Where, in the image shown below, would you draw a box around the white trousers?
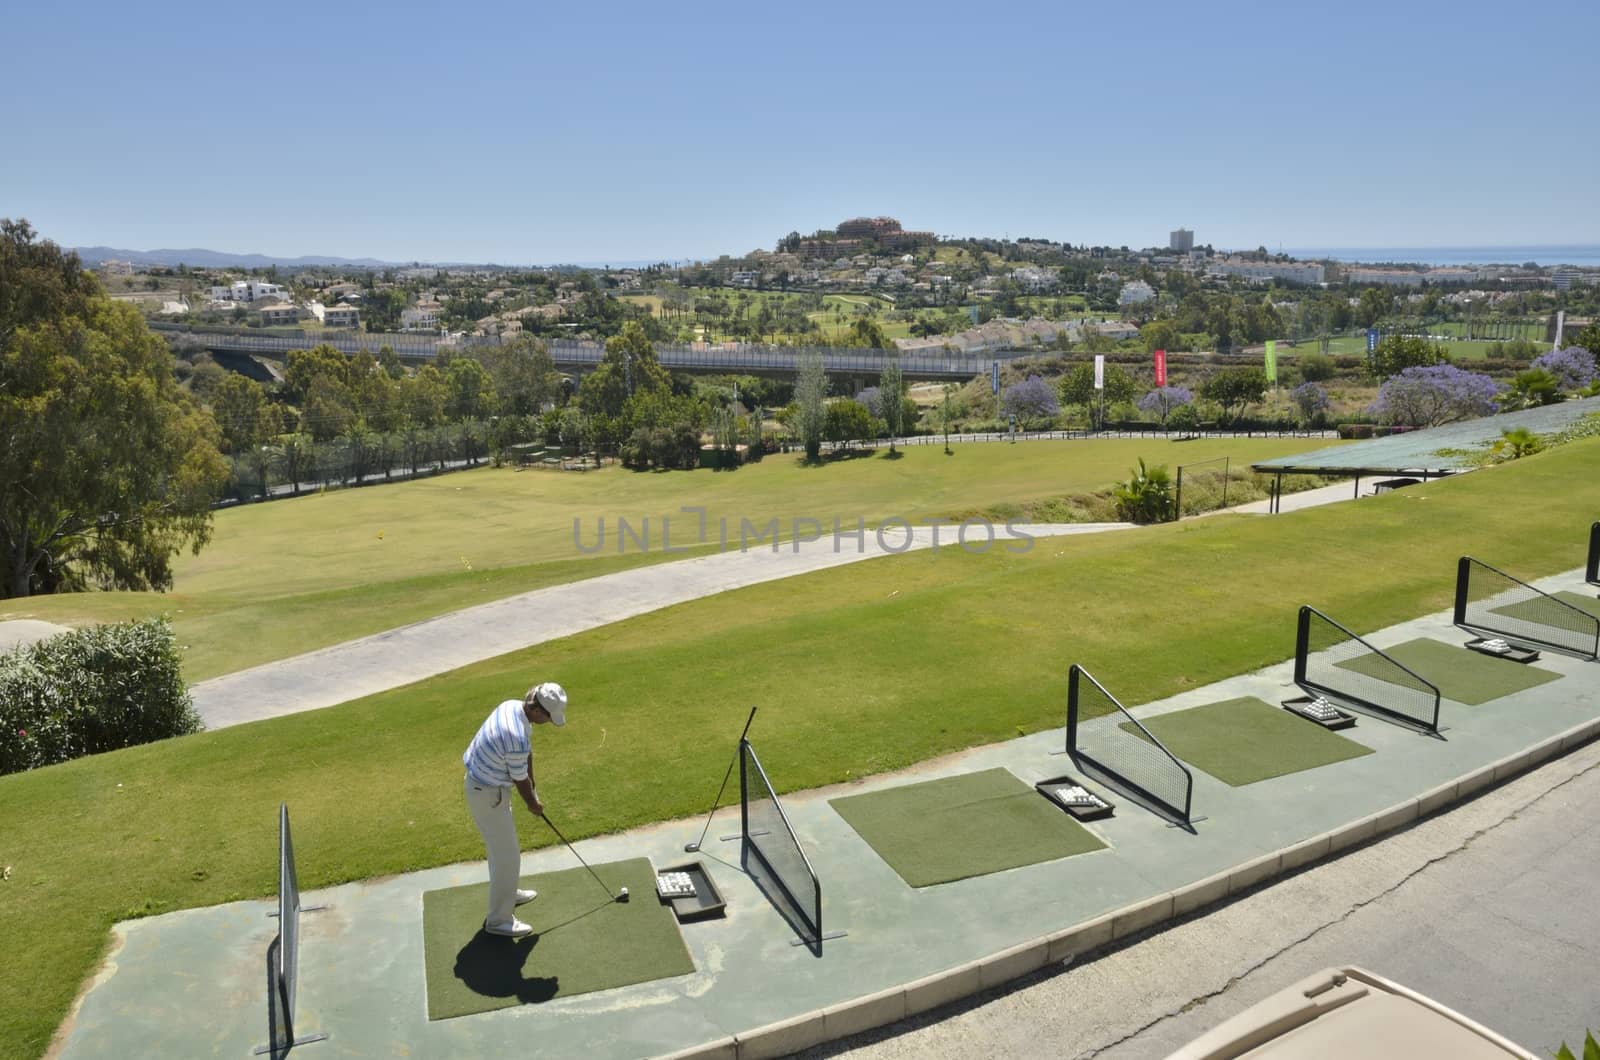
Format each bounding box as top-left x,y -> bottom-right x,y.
464,774 -> 522,928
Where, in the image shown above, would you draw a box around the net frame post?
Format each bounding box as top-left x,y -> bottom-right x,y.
1065,663 -> 1195,829
1586,522 -> 1599,587
1452,556 -> 1471,627
1294,605 -> 1313,688
1455,555 -> 1600,659
1295,606 -> 1443,736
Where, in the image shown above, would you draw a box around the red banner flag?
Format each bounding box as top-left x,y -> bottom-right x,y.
1153,350 -> 1167,388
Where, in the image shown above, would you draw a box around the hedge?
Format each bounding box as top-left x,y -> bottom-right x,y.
0,619 -> 201,776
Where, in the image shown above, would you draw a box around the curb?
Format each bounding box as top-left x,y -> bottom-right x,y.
664,712 -> 1600,1059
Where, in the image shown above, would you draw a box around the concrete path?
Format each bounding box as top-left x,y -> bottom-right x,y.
1221,478 -> 1362,515
57,571 -> 1600,1059
0,619 -> 69,653
190,523 -> 1129,728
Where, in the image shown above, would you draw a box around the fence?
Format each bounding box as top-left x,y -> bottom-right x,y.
1174,456 -> 1231,518
256,804 -> 326,1056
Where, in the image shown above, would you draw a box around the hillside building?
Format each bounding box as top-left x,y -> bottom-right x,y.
210,280 -> 289,302
1119,280 -> 1156,305
1207,258 -> 1325,286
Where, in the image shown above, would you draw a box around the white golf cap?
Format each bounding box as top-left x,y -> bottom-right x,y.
528,682 -> 567,726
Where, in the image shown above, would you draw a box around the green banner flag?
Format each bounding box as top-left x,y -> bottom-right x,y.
1264,340 -> 1277,383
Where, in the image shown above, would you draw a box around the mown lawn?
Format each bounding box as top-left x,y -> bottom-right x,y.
1,436 -> 1596,1059
0,437 -> 1329,680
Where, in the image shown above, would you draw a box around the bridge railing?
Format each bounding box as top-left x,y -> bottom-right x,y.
176,327 -> 1013,377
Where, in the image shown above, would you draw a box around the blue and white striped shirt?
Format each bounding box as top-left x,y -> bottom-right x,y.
463,700 -> 532,787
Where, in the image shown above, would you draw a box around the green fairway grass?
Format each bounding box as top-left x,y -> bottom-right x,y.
1120,697 -> 1373,787
421,858 -> 693,1019
829,768 -> 1105,887
1334,638 -> 1565,705
1285,335 -> 1513,361
0,437 -> 1328,680
1,438 -> 1597,1059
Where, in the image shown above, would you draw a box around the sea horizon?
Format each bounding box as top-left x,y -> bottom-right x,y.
1280,244 -> 1600,268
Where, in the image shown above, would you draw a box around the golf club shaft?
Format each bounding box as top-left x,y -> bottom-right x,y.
540,813 -> 616,900
687,706 -> 758,850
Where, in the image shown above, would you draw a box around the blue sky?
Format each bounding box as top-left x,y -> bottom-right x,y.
6,0 -> 1596,264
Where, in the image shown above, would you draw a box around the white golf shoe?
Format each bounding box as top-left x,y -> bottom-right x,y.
514,889 -> 538,905
483,917 -> 533,938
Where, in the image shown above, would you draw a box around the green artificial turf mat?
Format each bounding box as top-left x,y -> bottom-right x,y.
421,857 -> 692,1020
1489,590 -> 1600,625
828,767 -> 1105,888
1117,697 -> 1373,787
1334,637 -> 1564,705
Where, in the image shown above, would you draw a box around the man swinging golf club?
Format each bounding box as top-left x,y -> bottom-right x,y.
463,681 -> 567,938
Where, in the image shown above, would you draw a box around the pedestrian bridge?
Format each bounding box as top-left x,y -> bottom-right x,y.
157,325 -> 1019,383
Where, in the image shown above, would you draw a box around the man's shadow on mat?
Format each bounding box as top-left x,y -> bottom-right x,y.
451,903 -> 611,1004
453,933 -> 558,1004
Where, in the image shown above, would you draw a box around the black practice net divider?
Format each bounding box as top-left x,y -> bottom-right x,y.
1455,556 -> 1600,659
739,740 -> 844,949
1295,605 -> 1442,735
1587,523 -> 1599,587
255,803 -> 327,1056
1066,664 -> 1195,829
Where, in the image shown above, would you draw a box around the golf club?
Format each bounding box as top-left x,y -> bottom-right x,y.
685,706 -> 758,852
540,812 -> 629,903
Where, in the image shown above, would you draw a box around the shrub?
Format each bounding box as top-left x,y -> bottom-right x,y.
1291,381 -> 1330,425
1168,404 -> 1201,431
1200,368 -> 1267,425
1113,459 -> 1174,523
1296,352 -> 1335,382
1495,426 -> 1544,459
0,620 -> 200,776
1138,386 -> 1194,425
1370,364 -> 1501,426
1369,335 -> 1449,379
1532,345 -> 1596,391
1001,375 -> 1061,427
1501,367 -> 1564,410
1553,1029 -> 1597,1060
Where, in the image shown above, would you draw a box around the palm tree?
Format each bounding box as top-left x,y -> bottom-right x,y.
271,433 -> 316,495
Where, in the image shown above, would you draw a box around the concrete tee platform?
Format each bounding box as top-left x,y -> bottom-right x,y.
54,572 -> 1600,1059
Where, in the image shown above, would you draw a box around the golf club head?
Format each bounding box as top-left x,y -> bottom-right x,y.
616,887 -> 630,902
683,842 -> 700,853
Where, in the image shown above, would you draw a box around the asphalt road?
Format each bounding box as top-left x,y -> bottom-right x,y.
795,737 -> 1600,1060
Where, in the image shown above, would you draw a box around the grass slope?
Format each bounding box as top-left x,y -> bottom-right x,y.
1,438 -> 1596,1059
0,437 -> 1324,680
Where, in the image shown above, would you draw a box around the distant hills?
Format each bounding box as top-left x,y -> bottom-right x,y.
71,246 -> 400,269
